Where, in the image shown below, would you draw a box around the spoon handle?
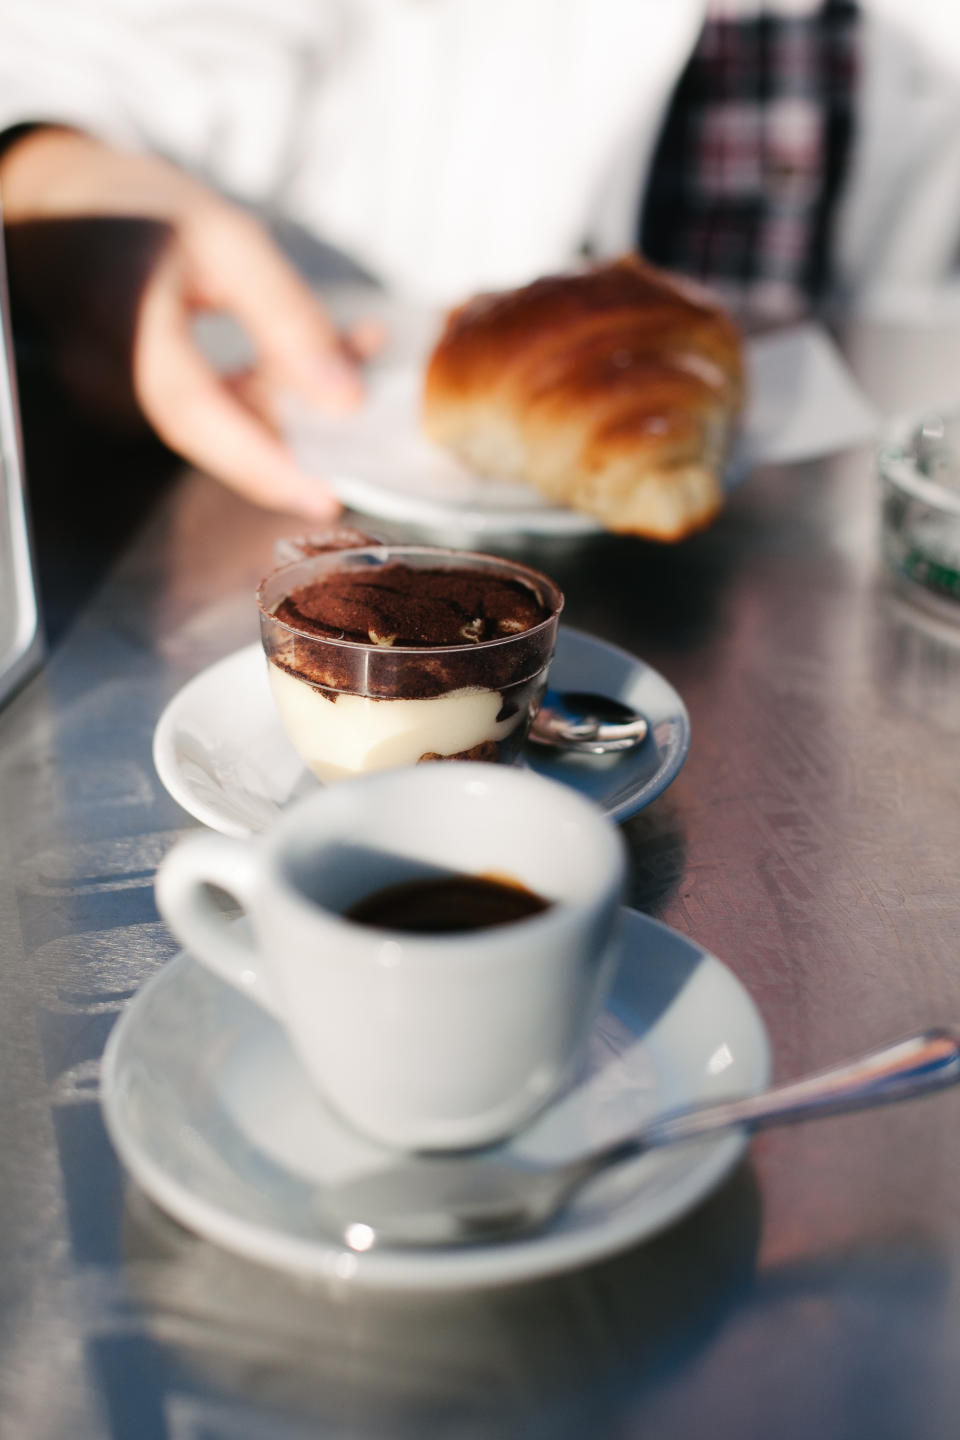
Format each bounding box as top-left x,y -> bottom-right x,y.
640,1027 -> 960,1150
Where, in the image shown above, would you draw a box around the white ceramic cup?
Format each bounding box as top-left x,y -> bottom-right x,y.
155,762 -> 626,1151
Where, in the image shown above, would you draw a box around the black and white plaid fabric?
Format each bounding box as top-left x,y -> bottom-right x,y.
640,0 -> 859,318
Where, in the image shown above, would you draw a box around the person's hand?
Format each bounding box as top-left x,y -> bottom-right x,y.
0,127 -> 374,519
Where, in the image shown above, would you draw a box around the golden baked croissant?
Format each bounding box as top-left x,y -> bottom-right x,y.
422,255 -> 744,540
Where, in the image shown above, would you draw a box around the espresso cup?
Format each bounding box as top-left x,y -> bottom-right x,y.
155,763 -> 626,1151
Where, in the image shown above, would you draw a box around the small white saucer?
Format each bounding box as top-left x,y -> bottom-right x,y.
101,908 -> 769,1291
152,626 -> 690,837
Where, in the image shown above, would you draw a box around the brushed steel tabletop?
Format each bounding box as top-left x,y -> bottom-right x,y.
2,318 -> 960,1440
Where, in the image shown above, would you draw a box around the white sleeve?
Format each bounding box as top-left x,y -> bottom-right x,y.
837,0 -> 960,302
0,0 -> 704,303
867,0 -> 960,73
0,0 -> 342,202
285,0 -> 705,302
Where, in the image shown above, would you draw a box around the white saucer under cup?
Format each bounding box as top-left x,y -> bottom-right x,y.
100,907 -> 770,1290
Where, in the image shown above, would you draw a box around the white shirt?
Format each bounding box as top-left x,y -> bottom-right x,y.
0,0 -> 958,309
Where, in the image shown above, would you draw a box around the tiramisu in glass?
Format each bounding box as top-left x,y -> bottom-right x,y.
257,546 -> 563,783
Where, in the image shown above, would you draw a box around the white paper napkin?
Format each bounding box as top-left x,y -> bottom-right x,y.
740,322 -> 878,467
282,309 -> 879,535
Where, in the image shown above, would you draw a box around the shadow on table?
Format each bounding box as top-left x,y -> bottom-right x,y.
17,361 -> 177,646
6,218 -> 188,645
621,789 -> 688,916
103,1161 -> 761,1440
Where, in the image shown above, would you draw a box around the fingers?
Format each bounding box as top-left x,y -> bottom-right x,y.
2,132 -> 377,518
185,206 -> 364,412
135,255 -> 343,520
347,317 -> 388,360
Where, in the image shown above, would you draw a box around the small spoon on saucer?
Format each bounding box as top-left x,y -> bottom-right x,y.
321,1028 -> 960,1250
528,690 -> 648,754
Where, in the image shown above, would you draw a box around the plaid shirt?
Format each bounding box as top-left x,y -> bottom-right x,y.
640,0 -> 859,318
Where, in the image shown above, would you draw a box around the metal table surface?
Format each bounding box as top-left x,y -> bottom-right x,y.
2,319 -> 960,1440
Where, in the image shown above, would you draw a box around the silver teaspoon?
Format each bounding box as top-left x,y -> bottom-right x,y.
322,1028 -> 960,1250
528,690 -> 648,753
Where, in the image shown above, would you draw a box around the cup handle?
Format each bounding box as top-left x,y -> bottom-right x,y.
155,831 -> 283,1019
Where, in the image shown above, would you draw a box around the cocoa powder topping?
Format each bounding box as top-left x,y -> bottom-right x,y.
273,562 -> 550,648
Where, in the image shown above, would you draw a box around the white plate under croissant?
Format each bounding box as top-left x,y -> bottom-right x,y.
282,276 -> 875,541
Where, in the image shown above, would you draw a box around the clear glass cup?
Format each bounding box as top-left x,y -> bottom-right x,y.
878,410 -> 960,623
257,546 -> 564,783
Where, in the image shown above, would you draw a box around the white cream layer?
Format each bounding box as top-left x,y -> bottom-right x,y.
268,663 -> 521,782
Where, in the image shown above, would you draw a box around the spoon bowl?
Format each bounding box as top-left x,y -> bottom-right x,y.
528,690 -> 649,754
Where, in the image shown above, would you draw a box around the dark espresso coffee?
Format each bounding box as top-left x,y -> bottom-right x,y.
345,873 -> 551,934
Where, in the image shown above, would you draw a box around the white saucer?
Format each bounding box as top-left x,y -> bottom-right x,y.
152,626 -> 690,837
101,907 -> 770,1291
286,363 -> 604,539
282,301 -> 877,540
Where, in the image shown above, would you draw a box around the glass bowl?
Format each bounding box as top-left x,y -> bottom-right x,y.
878,410 -> 960,623
257,546 -> 563,783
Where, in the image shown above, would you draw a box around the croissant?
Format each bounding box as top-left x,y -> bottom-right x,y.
422,255 -> 744,540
